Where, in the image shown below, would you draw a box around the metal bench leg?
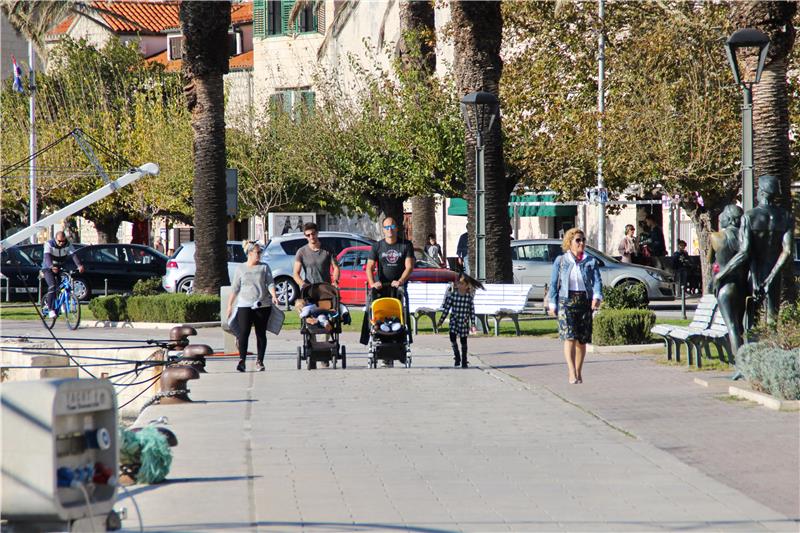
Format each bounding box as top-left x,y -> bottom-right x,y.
411,314 -> 419,335
428,312 -> 438,334
704,341 -> 712,362
476,315 -> 488,334
493,316 -> 500,336
665,338 -> 673,361
674,340 -> 681,363
686,342 -> 694,366
511,315 -> 521,336
697,342 -> 704,368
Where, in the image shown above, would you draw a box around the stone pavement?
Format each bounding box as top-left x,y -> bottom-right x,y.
117,331 -> 798,532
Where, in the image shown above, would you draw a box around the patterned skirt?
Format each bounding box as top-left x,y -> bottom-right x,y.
558,291 -> 593,344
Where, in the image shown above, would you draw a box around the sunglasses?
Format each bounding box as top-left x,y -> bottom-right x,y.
304,232 -> 317,238
574,238 -> 586,243
383,224 -> 397,230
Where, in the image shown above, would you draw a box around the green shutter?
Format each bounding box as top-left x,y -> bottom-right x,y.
312,4 -> 318,33
253,0 -> 266,38
301,91 -> 315,114
284,91 -> 293,115
281,0 -> 294,35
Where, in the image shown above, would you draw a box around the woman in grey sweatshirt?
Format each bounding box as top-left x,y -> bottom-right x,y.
226,241 -> 278,372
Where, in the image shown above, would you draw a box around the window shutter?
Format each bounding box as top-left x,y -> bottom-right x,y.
316,2 -> 323,33
253,0 -> 266,38
301,91 -> 315,114
269,93 -> 284,114
312,3 -> 319,33
283,91 -> 293,115
281,0 -> 294,35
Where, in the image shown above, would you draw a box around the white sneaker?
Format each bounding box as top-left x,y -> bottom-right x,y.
47,310 -> 57,318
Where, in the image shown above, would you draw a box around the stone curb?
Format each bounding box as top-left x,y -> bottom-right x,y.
81,320 -> 220,330
729,384 -> 800,411
586,342 -> 664,354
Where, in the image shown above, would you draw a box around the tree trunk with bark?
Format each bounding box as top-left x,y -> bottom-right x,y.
91,214 -> 123,244
731,0 -> 797,302
376,196 -> 406,238
398,0 -> 437,250
451,1 -> 512,283
180,1 -> 231,294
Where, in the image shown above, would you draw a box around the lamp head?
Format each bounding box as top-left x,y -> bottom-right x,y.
460,91 -> 499,140
725,28 -> 770,86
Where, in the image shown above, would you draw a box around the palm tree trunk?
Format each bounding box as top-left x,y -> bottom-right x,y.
732,0 -> 796,301
451,0 -> 512,283
180,1 -> 231,294
398,0 -> 438,250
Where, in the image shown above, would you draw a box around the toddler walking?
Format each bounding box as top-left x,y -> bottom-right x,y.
437,273 -> 483,368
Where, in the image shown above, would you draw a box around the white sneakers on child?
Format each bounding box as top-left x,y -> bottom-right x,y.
48,310 -> 57,318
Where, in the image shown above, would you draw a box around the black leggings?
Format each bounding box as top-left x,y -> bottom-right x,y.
449,331 -> 468,359
237,306 -> 271,362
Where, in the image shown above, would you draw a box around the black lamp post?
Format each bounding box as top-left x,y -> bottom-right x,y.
460,91 -> 499,282
725,28 -> 770,212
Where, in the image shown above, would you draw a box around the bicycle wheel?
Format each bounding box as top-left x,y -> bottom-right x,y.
40,294 -> 57,330
64,293 -> 81,330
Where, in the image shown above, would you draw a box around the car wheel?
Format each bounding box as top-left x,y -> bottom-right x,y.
275,277 -> 298,306
616,279 -> 647,293
72,277 -> 91,301
177,277 -> 194,294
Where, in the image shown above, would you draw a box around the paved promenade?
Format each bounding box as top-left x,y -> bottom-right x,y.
114,330 -> 798,532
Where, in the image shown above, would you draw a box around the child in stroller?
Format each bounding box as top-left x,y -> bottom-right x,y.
296,282 -> 349,370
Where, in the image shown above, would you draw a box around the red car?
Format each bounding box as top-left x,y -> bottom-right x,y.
335,246 -> 458,305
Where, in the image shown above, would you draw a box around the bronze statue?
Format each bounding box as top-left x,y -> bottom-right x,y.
716,175 -> 794,327
710,205 -> 746,356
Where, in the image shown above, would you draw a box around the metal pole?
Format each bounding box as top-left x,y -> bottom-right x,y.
741,85 -> 754,212
28,41 -> 37,244
475,136 -> 486,283
596,0 -> 606,253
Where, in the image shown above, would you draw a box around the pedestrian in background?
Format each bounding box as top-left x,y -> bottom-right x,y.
425,233 -> 445,267
153,236 -> 165,254
617,224 -> 638,263
547,228 -> 602,384
437,273 -> 482,368
226,240 -> 279,372
672,239 -> 691,292
456,231 -> 468,273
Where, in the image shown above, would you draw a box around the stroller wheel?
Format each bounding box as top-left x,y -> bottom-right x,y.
296,347 -> 301,370
405,356 -> 412,368
341,346 -> 347,369
331,349 -> 337,369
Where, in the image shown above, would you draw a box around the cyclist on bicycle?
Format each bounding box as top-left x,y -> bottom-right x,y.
42,231 -> 84,318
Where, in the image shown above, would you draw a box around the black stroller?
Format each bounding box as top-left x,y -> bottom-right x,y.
366,287 -> 412,368
296,282 -> 346,370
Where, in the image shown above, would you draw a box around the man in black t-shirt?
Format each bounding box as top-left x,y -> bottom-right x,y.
360,217 -> 414,345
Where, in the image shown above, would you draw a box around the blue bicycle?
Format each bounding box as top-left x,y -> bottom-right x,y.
41,271 -> 81,330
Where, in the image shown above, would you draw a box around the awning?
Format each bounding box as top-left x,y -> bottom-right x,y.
447,195 -> 577,217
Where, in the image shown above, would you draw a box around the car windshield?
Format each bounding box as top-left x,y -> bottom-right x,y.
585,245 -> 619,264
2,247 -> 35,266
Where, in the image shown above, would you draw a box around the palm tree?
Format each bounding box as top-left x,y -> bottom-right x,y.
179,1 -> 231,294
730,0 -> 796,301
398,0 -> 437,250
450,0 -> 512,282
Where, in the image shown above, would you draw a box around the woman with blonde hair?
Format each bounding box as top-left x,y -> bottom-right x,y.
546,228 -> 603,384
617,224 -> 638,263
226,240 -> 279,372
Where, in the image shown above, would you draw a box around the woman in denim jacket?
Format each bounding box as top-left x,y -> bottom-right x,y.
547,228 -> 603,384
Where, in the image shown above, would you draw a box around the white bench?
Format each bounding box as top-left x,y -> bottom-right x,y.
406,282 -> 451,334
473,284 -> 534,336
651,294 -> 717,365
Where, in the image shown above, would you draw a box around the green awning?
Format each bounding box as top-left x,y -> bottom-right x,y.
447,195 -> 577,217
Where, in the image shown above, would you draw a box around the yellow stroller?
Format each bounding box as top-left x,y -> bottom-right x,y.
367,291 -> 412,368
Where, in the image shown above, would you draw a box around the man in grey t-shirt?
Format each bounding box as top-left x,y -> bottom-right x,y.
293,222 -> 340,288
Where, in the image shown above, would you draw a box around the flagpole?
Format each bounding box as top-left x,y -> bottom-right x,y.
28,41 -> 37,244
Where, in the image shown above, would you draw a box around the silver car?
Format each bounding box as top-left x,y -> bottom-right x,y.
511,239 -> 675,300
162,241 -> 247,293
263,231 -> 374,304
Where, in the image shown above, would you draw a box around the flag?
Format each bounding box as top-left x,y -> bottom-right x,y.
11,55 -> 24,93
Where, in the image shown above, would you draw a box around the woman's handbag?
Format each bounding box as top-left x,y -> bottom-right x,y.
267,306 -> 285,335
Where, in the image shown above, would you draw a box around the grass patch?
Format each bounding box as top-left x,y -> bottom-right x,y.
0,303 -> 96,321
655,342 -> 733,372
716,395 -> 758,407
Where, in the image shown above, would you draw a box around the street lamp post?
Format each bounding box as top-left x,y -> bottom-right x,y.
460,91 -> 499,283
725,28 -> 770,212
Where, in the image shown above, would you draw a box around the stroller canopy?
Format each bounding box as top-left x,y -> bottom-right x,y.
301,282 -> 338,302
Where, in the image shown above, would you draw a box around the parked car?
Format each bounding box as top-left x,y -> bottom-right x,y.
162,241 -> 247,294
510,239 -> 674,301
16,242 -> 85,267
68,244 -> 168,300
263,232 -> 375,305
0,246 -> 41,301
336,245 -> 459,305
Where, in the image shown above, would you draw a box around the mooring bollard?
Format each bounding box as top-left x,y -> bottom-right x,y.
168,325 -> 197,350
158,366 -> 199,404
178,344 -> 211,373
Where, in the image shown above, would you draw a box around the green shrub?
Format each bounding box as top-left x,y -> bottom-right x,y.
87,295 -> 128,321
736,343 -> 800,400
601,283 -> 649,310
126,294 -> 220,323
592,309 -> 656,346
750,300 -> 800,350
132,277 -> 164,297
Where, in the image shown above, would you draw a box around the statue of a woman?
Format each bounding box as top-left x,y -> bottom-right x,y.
709,204 -> 747,356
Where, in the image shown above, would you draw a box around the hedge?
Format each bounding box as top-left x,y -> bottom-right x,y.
601,283 -> 649,310
736,343 -> 800,400
87,294 -> 219,323
592,309 -> 656,346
